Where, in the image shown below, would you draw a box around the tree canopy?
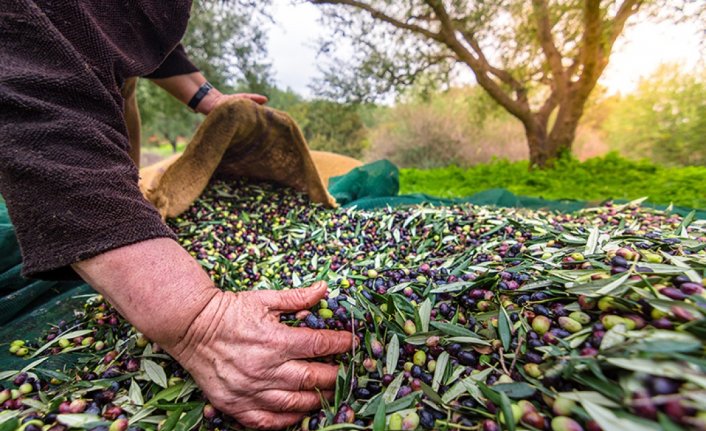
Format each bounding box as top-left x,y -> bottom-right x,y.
137,0 -> 272,149
308,0 -> 704,167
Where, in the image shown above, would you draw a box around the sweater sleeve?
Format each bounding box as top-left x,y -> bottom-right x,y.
143,44 -> 199,79
0,2 -> 176,281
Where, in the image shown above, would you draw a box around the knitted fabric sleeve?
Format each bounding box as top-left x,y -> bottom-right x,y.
0,0 -> 177,280
144,44 -> 199,79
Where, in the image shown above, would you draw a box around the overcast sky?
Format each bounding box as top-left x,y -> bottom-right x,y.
266,2 -> 703,98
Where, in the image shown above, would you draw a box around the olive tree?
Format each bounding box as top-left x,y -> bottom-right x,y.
307,0 -> 704,167
138,0 -> 272,151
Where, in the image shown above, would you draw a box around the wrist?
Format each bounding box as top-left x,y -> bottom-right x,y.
194,87 -> 224,115
139,285 -> 220,351
164,290 -> 232,364
71,238 -> 220,351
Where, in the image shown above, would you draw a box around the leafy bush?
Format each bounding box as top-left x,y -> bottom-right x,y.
297,100 -> 368,159
365,86 -> 613,167
399,153 -> 706,209
598,64 -> 706,166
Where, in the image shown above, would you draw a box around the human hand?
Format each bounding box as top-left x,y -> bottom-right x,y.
165,281 -> 353,430
197,89 -> 268,115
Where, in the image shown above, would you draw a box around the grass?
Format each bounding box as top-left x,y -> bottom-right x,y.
399,153 -> 706,209
143,142 -> 187,158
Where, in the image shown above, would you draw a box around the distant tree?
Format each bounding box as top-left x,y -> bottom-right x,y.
300,100 -> 368,158
308,0 -> 705,167
266,87 -> 306,112
138,0 -> 272,150
601,64 -> 706,166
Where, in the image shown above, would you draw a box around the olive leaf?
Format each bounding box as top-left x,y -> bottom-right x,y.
0,371 -> 18,381
29,329 -> 94,359
492,382 -> 536,399
582,400 -> 660,431
429,281 -> 472,294
566,272 -> 630,297
606,358 -> 706,389
146,382 -> 185,406
159,406 -> 184,431
430,321 -> 477,338
56,414 -> 107,428
174,404 -> 204,431
432,352 -> 449,392
0,418 -> 19,431
445,336 -> 491,346
497,391 -> 516,431
383,373 -> 405,404
142,359 -> 168,389
585,226 -> 600,255
557,391 -> 620,407
129,379 -> 144,406
419,381 -> 444,407
658,413 -> 688,431
372,399 -> 386,431
498,306 -> 512,351
419,298 -> 432,332
600,324 -> 627,351
386,334 -> 399,374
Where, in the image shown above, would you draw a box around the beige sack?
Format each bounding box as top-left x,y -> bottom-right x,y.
137,98 -> 368,219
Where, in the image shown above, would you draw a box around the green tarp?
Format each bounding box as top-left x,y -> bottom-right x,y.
2,159 -> 705,369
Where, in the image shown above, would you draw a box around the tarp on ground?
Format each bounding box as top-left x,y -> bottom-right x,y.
2,159 -> 705,370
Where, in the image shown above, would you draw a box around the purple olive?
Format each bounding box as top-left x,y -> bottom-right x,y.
458,351 -> 477,366
632,391 -> 657,420
660,287 -> 686,300
680,282 -> 704,295
649,377 -> 680,395
664,399 -> 687,422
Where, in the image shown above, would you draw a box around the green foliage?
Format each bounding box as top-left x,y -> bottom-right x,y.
138,0 -> 271,148
266,88 -> 369,159
298,100 -> 368,158
399,153 -> 706,209
367,86 -> 527,168
599,64 -> 706,167
137,81 -> 201,151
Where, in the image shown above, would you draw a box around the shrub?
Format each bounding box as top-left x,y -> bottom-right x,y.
399,153 -> 706,209
599,64 -> 706,167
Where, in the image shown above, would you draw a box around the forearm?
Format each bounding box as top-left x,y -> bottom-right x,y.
72,237 -> 218,348
150,72 -> 223,115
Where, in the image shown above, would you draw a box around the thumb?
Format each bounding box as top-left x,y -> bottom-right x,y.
260,281 -> 328,312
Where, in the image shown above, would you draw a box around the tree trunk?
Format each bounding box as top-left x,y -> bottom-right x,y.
525,107 -> 581,168
524,121 -> 553,168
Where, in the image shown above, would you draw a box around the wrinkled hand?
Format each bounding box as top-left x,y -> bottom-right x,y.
197,90 -> 268,115
165,282 -> 353,430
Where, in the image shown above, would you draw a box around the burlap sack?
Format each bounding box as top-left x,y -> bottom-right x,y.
123,80 -> 362,219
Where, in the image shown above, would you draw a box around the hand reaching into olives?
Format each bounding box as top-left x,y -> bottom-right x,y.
166,282 -> 353,429
73,239 -> 353,430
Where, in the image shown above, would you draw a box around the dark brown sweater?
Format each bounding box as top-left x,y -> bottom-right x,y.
0,0 -> 198,279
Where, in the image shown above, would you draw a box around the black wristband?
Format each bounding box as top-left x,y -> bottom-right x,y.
187,81 -> 213,111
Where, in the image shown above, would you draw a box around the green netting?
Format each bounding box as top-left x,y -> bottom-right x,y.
2,159 -> 705,369
0,203 -> 92,370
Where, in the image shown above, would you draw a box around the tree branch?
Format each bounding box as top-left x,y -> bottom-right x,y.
531,0 -> 566,95
309,0 -> 441,41
423,0 -> 532,123
606,0 -> 642,53
460,31 -> 525,92
537,91 -> 560,126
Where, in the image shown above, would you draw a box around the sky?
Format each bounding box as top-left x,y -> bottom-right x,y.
266,2 -> 703,98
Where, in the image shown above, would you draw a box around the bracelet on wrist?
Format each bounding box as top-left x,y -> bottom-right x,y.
187,82 -> 213,112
